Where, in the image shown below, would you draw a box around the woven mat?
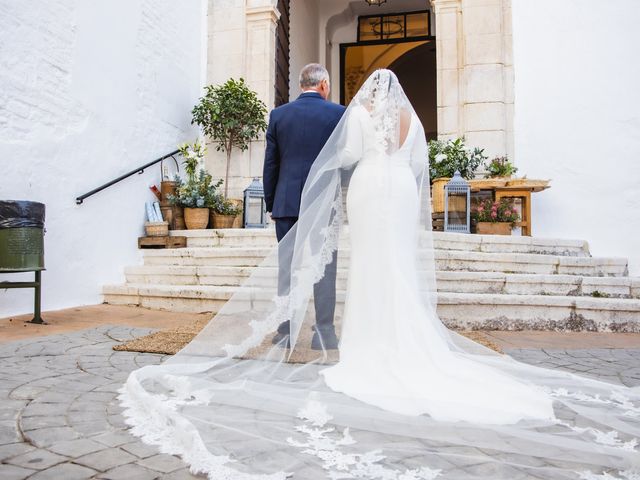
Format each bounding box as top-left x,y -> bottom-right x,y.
113,318 -> 503,360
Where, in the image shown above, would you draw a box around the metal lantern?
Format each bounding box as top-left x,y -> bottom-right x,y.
243,178 -> 268,228
365,0 -> 387,5
443,170 -> 471,234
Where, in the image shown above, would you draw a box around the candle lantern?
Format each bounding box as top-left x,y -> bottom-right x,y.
243,178 -> 268,228
444,170 -> 471,234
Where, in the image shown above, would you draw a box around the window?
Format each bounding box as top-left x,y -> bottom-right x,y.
357,10 -> 431,42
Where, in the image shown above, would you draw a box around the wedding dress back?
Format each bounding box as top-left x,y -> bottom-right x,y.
119,70 -> 640,480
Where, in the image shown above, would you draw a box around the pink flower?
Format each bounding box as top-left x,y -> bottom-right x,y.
491,211 -> 497,218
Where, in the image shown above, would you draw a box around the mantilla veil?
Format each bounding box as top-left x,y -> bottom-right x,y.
119,70 -> 640,480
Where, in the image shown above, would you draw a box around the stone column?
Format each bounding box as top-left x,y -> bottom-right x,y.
430,0 -> 514,159
245,0 -> 280,108
431,0 -> 464,141
205,0 -> 279,199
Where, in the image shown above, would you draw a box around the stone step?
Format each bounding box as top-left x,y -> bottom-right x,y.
140,247 -> 628,276
169,229 -> 591,257
123,266 -> 640,299
102,284 -> 640,332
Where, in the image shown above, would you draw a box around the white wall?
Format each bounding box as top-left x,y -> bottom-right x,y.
512,0 -> 640,274
289,0 -> 320,99
0,0 -> 206,317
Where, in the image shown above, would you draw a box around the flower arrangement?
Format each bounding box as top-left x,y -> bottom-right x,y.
210,193 -> 242,216
471,199 -> 520,224
428,137 -> 487,182
484,156 -> 518,178
167,141 -> 222,208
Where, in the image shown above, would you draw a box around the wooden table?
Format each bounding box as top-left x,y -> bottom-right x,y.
468,179 -> 550,236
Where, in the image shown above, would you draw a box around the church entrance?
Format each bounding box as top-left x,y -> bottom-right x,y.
340,10 -> 437,139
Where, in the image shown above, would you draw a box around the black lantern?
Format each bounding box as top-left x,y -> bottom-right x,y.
443,171 -> 471,233
243,178 -> 267,228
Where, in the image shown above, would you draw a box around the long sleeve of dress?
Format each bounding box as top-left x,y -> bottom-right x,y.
410,122 -> 428,178
338,107 -> 364,168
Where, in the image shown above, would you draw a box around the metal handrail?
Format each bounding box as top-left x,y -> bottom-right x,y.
75,149 -> 181,205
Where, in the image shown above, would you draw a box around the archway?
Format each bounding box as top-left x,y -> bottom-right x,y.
339,9 -> 437,139
388,42 -> 437,140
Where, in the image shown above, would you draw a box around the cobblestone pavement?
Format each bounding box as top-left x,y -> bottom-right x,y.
0,326 -> 639,480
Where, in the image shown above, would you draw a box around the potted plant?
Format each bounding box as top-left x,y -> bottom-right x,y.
209,191 -> 243,229
167,141 -> 222,230
191,78 -> 268,200
471,198 -> 520,235
484,156 -> 518,178
428,137 -> 487,213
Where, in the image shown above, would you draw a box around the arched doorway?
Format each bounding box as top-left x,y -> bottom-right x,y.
388,42 -> 437,140
339,10 -> 437,139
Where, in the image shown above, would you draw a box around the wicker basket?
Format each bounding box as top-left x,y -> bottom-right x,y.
431,177 -> 450,213
184,207 -> 209,230
211,213 -> 236,229
144,221 -> 169,237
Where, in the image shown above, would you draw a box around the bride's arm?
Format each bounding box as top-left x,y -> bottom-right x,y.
410,122 -> 428,178
337,107 -> 364,168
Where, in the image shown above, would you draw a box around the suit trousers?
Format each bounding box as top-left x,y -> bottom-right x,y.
274,217 -> 338,334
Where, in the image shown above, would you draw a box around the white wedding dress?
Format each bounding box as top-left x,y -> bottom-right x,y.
119,70 -> 640,480
320,105 -> 555,424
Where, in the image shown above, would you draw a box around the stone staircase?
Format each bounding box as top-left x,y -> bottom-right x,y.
103,229 -> 640,332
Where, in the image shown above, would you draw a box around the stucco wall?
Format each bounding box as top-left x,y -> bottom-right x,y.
512,0 -> 640,274
0,0 -> 206,317
289,0 -> 320,99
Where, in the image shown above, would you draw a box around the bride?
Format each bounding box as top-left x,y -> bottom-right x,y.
119,70 -> 640,480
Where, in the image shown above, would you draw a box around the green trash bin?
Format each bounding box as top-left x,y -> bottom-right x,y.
0,200 -> 46,324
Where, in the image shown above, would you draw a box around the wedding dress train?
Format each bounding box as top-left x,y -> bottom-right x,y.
119,70 -> 640,480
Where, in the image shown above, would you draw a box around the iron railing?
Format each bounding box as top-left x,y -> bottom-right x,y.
75,149 -> 180,205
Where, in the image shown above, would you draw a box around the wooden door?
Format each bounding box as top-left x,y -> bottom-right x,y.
274,0 -> 290,107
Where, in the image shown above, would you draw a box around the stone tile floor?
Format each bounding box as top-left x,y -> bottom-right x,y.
0,323 -> 639,480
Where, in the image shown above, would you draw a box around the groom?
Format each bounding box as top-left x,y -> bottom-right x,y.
263,63 -> 345,350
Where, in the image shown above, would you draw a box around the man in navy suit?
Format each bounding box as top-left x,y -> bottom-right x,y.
263,64 -> 346,350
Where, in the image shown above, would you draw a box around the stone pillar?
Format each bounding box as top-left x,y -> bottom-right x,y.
431,0 -> 514,159
204,0 -> 279,200
431,0 -> 464,141
207,0 -> 246,85
245,0 -> 280,108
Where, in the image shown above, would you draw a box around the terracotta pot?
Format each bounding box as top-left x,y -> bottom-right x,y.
476,221 -> 512,235
184,207 -> 209,229
211,212 -> 236,229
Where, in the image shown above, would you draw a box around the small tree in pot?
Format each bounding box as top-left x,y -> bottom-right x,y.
191,78 -> 268,200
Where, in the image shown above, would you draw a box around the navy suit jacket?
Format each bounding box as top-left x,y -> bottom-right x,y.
263,92 -> 346,218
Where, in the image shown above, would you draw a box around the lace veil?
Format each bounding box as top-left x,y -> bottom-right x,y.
119,70 -> 640,480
